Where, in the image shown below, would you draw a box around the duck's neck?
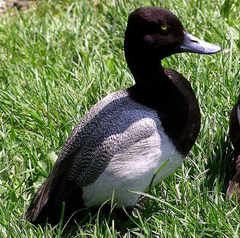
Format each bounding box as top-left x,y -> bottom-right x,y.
126,59 -> 200,157
125,51 -> 175,109
126,62 -> 178,113
125,49 -> 165,83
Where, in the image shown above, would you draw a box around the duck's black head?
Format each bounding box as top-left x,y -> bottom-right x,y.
124,7 -> 221,81
125,7 -> 184,60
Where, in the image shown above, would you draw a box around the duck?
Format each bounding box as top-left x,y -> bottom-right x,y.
227,94 -> 240,198
24,7 -> 221,226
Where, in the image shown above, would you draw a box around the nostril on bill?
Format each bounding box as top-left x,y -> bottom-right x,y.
190,39 -> 198,43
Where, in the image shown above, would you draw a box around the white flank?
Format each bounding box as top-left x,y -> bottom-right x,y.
82,117 -> 183,208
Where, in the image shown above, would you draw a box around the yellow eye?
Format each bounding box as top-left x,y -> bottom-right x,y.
161,25 -> 168,31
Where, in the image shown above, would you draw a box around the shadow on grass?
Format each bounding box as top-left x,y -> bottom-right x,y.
204,131 -> 234,195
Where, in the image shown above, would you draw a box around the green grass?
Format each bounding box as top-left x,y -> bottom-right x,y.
0,0 -> 239,237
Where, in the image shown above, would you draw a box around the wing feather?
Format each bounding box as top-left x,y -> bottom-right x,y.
24,91 -> 159,224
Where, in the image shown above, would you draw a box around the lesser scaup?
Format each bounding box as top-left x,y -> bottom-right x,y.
24,7 -> 221,225
227,94 -> 240,198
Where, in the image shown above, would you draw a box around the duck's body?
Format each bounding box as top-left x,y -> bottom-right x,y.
81,66 -> 200,207
81,89 -> 183,208
227,95 -> 240,197
25,7 -> 221,225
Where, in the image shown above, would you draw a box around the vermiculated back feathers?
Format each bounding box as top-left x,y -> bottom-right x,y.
25,90 -> 162,224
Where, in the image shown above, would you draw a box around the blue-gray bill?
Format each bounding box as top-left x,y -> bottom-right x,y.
178,31 -> 221,54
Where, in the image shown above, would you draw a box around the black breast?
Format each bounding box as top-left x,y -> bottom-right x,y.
127,67 -> 201,156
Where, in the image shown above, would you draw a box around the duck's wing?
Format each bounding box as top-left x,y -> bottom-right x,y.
24,92 -> 157,225
24,117 -> 106,225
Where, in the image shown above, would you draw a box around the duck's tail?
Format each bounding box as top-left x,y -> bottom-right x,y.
23,170 -> 86,226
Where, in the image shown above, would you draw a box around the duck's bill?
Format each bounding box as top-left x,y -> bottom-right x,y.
178,31 -> 221,54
